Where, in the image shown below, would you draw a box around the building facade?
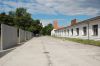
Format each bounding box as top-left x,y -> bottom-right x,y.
51,16 -> 100,40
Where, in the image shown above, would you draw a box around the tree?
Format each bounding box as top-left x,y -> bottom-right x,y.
0,7 -> 43,35
9,11 -> 16,17
0,12 -> 6,15
42,24 -> 53,35
14,8 -> 42,32
16,8 -> 27,17
0,13 -> 15,26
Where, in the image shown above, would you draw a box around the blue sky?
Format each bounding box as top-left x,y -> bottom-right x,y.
0,0 -> 100,27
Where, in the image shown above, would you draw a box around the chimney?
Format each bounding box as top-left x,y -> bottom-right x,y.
71,19 -> 77,26
53,20 -> 59,29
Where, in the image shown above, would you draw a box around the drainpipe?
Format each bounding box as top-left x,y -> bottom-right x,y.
88,21 -> 89,43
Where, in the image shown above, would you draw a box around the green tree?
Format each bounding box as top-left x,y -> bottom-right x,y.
0,7 -> 43,35
9,11 -> 16,17
0,12 -> 15,26
16,8 -> 27,17
42,24 -> 53,35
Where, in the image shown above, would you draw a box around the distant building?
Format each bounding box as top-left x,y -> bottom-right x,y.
51,16 -> 100,40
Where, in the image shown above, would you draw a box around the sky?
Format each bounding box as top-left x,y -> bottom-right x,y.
0,0 -> 100,27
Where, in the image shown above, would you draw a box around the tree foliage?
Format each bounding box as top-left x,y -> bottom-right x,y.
41,24 -> 53,35
0,7 -> 54,36
0,8 -> 43,35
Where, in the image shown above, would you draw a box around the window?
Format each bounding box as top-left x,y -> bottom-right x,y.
92,25 -> 98,36
64,30 -> 66,35
71,29 -> 73,35
83,27 -> 87,36
64,30 -> 66,33
67,29 -> 69,36
76,28 -> 79,36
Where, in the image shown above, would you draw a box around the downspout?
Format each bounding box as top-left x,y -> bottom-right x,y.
88,21 -> 90,43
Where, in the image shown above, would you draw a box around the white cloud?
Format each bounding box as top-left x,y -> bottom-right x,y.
0,0 -> 100,16
40,19 -> 53,27
55,5 -> 99,16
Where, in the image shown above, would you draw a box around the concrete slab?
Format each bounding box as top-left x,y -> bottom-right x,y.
1,24 -> 17,50
0,38 -> 48,66
19,29 -> 26,43
0,36 -> 100,66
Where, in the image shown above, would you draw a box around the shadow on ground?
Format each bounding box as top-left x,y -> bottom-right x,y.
0,49 -> 14,58
0,42 -> 25,58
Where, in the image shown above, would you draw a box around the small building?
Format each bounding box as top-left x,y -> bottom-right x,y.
51,16 -> 100,40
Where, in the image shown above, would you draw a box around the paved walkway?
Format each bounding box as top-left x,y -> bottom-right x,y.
0,36 -> 100,66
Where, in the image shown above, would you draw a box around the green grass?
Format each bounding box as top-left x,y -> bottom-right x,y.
53,36 -> 100,46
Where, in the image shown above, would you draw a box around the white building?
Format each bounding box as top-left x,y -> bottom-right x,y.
51,16 -> 100,40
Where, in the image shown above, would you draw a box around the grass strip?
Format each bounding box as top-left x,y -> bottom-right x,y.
53,36 -> 100,47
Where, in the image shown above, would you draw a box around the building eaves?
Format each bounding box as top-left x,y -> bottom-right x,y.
55,16 -> 100,31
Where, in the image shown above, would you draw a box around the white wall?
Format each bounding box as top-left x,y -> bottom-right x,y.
1,24 -> 17,50
51,29 -> 56,36
69,23 -> 89,39
53,19 -> 100,40
89,19 -> 100,40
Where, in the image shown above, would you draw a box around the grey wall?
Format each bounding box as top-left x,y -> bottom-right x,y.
25,31 -> 33,41
19,29 -> 25,43
25,31 -> 28,40
28,32 -> 32,40
0,24 -> 33,51
1,24 -> 17,50
0,36 -> 1,50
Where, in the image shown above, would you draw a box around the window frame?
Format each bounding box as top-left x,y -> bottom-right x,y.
71,28 -> 73,36
83,26 -> 87,36
92,24 -> 98,36
67,29 -> 69,36
76,28 -> 79,36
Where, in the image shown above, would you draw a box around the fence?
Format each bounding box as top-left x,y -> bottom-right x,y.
19,29 -> 26,43
25,31 -> 33,40
0,24 -> 33,51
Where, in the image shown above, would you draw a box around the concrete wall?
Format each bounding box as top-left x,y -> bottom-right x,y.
25,31 -> 33,41
0,36 -> 1,50
29,32 -> 33,39
0,24 -> 33,51
25,31 -> 29,40
19,29 -> 25,43
1,24 -> 17,50
28,32 -> 32,39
